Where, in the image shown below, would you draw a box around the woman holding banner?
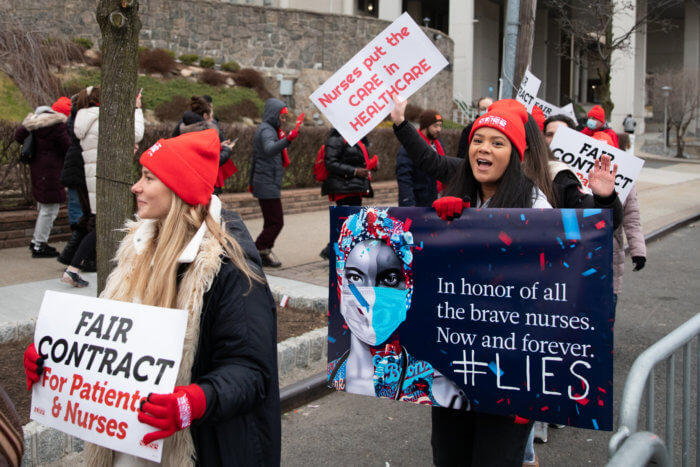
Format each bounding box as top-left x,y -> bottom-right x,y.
25,129 -> 280,466
390,95 -> 546,466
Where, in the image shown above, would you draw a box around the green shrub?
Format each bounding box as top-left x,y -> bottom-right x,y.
221,61 -> 240,73
164,49 -> 175,59
71,37 -> 93,50
179,54 -> 198,65
199,57 -> 215,69
442,118 -> 463,129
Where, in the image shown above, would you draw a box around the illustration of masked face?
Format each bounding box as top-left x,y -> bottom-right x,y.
340,239 -> 409,346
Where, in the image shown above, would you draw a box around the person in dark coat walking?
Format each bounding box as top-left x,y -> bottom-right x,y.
14,103 -> 70,258
396,109 -> 444,207
319,128 -> 377,259
249,98 -> 300,268
57,94 -> 91,266
25,129 -> 281,466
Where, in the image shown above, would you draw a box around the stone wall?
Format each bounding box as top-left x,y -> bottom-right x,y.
2,0 -> 454,116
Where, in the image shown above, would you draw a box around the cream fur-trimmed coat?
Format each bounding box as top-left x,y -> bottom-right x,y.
84,198 -> 225,467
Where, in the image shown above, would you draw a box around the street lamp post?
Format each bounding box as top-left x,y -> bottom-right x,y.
661,85 -> 672,155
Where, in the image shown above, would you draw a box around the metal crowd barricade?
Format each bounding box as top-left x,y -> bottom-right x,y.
607,313 -> 700,466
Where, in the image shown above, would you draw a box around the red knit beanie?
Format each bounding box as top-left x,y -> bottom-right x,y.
51,97 -> 71,117
470,101 -> 529,161
588,105 -> 605,124
532,105 -> 545,131
140,129 -> 220,206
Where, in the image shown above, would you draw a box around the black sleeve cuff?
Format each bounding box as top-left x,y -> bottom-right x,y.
593,191 -> 618,206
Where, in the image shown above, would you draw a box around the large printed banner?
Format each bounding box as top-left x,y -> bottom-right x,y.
30,291 -> 188,462
310,12 -> 448,146
550,126 -> 644,203
327,206 -> 614,431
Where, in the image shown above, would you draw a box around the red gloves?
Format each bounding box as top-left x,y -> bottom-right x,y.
432,196 -> 471,221
286,129 -> 299,142
366,155 -> 378,171
24,343 -> 44,391
138,384 -> 206,445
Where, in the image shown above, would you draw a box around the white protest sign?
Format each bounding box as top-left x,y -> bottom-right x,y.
516,67 -> 541,111
310,12 -> 448,146
30,291 -> 188,462
550,126 -> 644,203
533,98 -> 579,126
559,103 -> 579,126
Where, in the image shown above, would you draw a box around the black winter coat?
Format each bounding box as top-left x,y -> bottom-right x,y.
60,107 -> 86,190
396,142 -> 440,207
321,129 -> 372,197
190,252 -> 279,466
15,111 -> 70,204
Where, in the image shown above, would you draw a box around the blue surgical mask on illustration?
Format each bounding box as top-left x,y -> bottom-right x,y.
586,118 -> 601,130
340,283 -> 408,346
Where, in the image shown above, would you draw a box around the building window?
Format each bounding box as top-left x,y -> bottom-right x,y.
357,0 -> 378,18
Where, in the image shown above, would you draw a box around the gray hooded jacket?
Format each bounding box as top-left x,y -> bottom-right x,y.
250,98 -> 290,199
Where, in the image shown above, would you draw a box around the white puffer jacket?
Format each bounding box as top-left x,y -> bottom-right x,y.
74,107 -> 144,214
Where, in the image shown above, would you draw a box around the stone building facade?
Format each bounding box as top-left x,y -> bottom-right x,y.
2,0 -> 454,119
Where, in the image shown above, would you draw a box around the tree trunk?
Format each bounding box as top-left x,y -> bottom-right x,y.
675,125 -> 684,158
601,0 -> 614,118
95,1 -> 141,294
513,0 -> 538,89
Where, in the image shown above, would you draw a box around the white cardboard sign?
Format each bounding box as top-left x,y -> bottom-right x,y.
515,68 -> 541,111
533,98 -> 579,126
549,126 -> 644,203
30,291 -> 188,462
310,12 -> 448,146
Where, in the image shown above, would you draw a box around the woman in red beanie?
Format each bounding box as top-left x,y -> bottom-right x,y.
390,95 -> 548,466
24,129 -> 280,466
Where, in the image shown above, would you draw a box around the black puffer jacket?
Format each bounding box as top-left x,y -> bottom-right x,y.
321,129 -> 372,197
60,107 -> 86,189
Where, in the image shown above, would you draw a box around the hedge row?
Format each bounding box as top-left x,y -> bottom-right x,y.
0,119 -> 465,209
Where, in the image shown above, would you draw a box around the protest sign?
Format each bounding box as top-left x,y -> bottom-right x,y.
30,291 -> 188,462
328,206 -> 614,430
515,68 -> 541,111
533,98 -> 579,126
310,12 -> 448,146
550,126 -> 644,203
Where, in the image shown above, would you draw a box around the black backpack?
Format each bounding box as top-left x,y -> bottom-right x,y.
19,132 -> 36,164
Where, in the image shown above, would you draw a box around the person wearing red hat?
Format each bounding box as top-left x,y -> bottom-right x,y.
396,109 -> 445,207
249,98 -> 300,268
24,129 -> 281,466
50,96 -> 71,117
390,95 -> 548,466
531,105 -> 545,131
582,105 -> 619,148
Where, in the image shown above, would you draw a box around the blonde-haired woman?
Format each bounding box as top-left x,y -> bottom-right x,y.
23,129 -> 281,465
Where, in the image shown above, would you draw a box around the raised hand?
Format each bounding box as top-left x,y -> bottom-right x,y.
588,154 -> 618,197
390,93 -> 407,125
